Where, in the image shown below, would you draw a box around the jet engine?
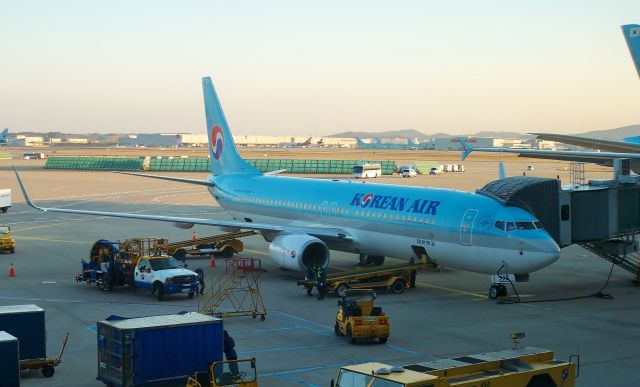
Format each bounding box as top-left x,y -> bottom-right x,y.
268,234 -> 330,271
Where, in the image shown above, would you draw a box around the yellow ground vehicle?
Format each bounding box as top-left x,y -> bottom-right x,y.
331,346 -> 578,386
186,358 -> 258,387
0,225 -> 16,253
335,290 -> 389,344
167,231 -> 255,260
298,260 -> 432,297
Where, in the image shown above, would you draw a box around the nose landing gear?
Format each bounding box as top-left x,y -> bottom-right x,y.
489,284 -> 508,299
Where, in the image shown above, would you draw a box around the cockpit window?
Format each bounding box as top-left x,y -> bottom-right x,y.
515,222 -> 537,230
496,220 -> 542,232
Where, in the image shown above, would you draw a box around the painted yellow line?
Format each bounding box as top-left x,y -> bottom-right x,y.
243,248 -> 269,257
14,236 -> 90,244
416,281 -> 487,299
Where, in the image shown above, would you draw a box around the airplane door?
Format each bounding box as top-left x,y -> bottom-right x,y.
460,209 -> 478,245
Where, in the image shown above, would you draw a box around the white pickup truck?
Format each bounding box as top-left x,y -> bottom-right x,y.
0,189 -> 10,213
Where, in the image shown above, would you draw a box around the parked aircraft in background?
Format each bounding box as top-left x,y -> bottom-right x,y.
356,138 -> 420,149
0,128 -> 8,144
15,77 -> 561,298
462,24 -> 640,169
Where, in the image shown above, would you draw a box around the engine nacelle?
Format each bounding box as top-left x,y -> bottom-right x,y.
268,234 -> 330,271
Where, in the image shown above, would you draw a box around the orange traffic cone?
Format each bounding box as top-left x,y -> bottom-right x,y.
8,262 -> 16,277
209,257 -> 216,268
192,230 -> 197,241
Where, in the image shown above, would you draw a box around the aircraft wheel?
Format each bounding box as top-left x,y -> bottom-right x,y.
489,285 -> 500,299
371,256 -> 385,265
498,284 -> 508,297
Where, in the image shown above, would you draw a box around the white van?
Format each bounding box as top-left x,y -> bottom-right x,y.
401,167 -> 417,178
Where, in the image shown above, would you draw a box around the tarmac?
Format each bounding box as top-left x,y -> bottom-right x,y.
0,153 -> 639,387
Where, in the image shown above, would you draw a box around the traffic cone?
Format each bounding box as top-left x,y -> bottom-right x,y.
8,262 -> 16,277
209,256 -> 216,268
192,230 -> 197,241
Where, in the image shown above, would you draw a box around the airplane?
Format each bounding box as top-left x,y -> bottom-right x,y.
356,138 -> 420,149
279,137 -> 313,148
0,128 -> 8,144
461,24 -> 640,169
14,77 -> 561,299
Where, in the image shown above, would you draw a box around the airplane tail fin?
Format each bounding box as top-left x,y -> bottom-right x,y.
356,139 -> 365,145
460,138 -> 473,161
622,24 -> 640,79
202,77 -> 260,177
1,128 -> 7,138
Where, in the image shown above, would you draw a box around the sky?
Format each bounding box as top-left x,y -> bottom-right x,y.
1,0 -> 640,136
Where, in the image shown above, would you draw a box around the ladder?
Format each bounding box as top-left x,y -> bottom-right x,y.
579,232 -> 640,283
199,258 -> 267,320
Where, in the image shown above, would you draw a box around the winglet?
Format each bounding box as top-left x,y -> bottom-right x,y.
12,166 -> 44,211
460,138 -> 473,161
622,24 -> 640,79
498,161 -> 506,180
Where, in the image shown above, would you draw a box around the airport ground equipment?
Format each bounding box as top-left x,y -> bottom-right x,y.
97,312 -> 223,386
298,260 -> 432,297
0,305 -> 46,360
200,257 -> 267,320
0,188 -> 10,212
0,331 -> 20,385
330,347 -> 578,386
186,358 -> 259,387
0,225 -> 15,253
167,231 -> 256,260
75,238 -> 199,300
19,332 -> 69,378
0,305 -> 69,378
334,289 -> 389,344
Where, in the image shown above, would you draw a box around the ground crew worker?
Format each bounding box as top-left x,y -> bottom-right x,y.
315,265 -> 327,300
304,266 -> 316,296
197,270 -> 205,295
223,330 -> 239,376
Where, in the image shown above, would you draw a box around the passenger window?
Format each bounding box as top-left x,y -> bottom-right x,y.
495,220 -> 505,231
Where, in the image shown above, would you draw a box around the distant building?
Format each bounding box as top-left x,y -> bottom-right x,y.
67,138 -> 89,144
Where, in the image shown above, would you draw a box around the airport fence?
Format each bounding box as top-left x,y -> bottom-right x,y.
413,161 -> 440,174
44,156 -> 145,171
44,156 -> 397,175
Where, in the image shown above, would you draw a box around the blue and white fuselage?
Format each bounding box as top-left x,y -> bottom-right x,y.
14,77 -> 560,281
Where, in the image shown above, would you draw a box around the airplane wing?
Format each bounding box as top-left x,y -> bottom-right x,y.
459,141 -> 640,171
114,171 -> 214,186
530,133 -> 640,153
14,167 -> 353,244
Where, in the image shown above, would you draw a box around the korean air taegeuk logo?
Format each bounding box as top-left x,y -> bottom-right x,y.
211,125 -> 224,160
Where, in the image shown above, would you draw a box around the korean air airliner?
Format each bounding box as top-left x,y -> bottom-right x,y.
14,77 -> 560,298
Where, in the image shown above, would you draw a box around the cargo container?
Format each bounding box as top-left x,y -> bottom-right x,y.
97,312 -> 223,386
0,304 -> 46,360
0,331 -> 20,386
0,188 -> 10,213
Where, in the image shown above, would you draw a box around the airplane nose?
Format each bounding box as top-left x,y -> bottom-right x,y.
529,237 -> 561,268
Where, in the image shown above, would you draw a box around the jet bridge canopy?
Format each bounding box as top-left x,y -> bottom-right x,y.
477,177 -> 561,243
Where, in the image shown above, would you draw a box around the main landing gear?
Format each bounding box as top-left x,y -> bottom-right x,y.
358,254 -> 385,266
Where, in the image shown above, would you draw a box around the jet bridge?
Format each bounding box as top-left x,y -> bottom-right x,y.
478,165 -> 640,281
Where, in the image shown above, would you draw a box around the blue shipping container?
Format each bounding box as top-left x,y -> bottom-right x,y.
97,312 -> 223,386
0,331 -> 21,386
0,304 -> 46,360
